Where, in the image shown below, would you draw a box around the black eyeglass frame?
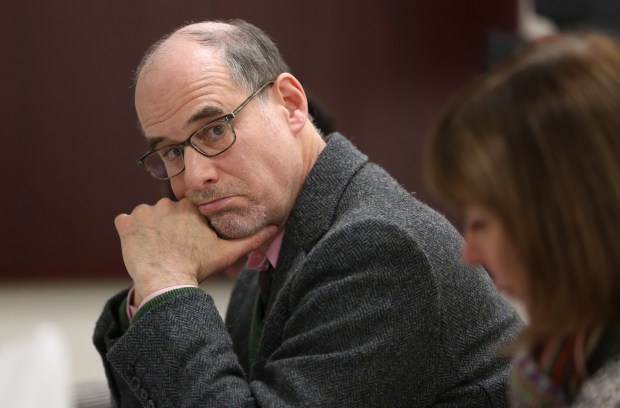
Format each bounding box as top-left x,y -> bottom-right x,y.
137,80 -> 275,180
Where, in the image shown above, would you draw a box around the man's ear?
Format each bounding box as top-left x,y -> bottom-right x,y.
272,73 -> 308,134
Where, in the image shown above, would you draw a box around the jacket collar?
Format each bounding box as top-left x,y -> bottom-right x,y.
281,133 -> 367,256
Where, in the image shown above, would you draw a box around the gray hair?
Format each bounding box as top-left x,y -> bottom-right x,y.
133,19 -> 290,93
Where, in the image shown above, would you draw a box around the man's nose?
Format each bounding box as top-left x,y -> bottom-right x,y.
181,146 -> 220,190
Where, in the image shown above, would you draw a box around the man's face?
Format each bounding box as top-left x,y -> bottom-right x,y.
134,37 -> 304,239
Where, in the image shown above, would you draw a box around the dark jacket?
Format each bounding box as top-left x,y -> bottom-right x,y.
94,134 -> 522,407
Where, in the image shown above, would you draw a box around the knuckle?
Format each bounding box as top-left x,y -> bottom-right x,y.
157,197 -> 173,206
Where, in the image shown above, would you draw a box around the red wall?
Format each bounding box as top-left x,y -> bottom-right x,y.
2,1 -> 516,280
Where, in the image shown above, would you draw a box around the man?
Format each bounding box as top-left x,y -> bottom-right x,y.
94,19 -> 522,407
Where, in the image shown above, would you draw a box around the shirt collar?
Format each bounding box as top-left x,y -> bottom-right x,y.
247,229 -> 285,271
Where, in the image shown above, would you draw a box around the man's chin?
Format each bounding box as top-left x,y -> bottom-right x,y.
207,213 -> 267,240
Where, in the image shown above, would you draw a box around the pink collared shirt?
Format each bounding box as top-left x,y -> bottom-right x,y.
246,229 -> 284,271
126,229 -> 285,319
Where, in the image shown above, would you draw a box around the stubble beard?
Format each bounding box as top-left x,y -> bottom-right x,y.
186,183 -> 269,240
207,203 -> 268,239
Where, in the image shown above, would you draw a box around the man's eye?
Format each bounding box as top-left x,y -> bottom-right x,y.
195,121 -> 229,143
160,146 -> 183,161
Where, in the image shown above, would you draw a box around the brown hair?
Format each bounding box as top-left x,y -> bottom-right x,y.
426,31 -> 620,346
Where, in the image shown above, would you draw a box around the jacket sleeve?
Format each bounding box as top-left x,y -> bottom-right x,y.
93,288 -> 144,408
94,287 -> 254,408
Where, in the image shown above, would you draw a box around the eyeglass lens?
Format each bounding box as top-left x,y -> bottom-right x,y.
143,120 -> 235,180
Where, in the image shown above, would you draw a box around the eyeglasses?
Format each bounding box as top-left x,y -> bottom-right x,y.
137,81 -> 275,180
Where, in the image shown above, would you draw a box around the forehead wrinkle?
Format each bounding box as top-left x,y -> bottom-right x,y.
139,77 -> 227,131
137,42 -> 232,131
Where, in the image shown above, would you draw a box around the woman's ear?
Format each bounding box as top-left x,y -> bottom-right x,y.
272,73 -> 308,134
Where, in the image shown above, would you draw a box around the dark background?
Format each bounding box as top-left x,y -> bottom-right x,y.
2,1 -> 518,280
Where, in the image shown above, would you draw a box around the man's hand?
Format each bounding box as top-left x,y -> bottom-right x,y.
114,197 -> 278,305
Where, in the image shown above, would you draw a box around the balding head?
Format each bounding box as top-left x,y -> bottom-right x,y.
134,19 -> 290,94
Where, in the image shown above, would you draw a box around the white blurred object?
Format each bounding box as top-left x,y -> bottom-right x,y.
519,0 -> 558,40
0,322 -> 73,408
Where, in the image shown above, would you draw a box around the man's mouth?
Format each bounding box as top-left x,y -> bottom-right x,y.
198,196 -> 236,215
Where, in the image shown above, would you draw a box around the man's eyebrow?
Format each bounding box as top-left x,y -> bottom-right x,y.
186,106 -> 225,127
147,136 -> 167,150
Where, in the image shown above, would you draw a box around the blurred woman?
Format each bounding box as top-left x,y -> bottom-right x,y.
426,31 -> 620,407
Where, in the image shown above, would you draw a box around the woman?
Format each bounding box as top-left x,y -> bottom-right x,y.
426,31 -> 620,406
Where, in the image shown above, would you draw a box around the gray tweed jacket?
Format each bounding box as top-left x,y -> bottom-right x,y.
94,134 -> 522,407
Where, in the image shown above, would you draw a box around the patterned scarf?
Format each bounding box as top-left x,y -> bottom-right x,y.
510,328 -> 602,407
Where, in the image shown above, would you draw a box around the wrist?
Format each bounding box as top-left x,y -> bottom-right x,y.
133,278 -> 199,307
131,286 -> 204,323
